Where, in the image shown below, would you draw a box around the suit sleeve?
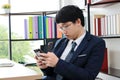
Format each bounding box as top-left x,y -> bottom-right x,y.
41,38 -> 66,77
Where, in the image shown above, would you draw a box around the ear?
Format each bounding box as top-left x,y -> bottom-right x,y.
75,18 -> 81,24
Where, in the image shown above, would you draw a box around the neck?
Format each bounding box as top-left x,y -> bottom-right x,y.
75,27 -> 85,40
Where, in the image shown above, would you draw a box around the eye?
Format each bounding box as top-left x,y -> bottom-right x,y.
64,26 -> 69,29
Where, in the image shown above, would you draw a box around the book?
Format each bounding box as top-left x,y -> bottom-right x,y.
43,16 -> 47,39
87,0 -> 91,4
101,17 -> 105,36
94,18 -> 98,36
52,18 -> 56,38
0,62 -> 14,67
48,17 -> 53,38
24,19 -> 29,39
29,16 -> 33,39
33,16 -> 39,39
116,14 -> 120,35
45,16 -> 49,38
38,15 -> 44,39
94,15 -> 105,36
101,48 -> 108,73
95,18 -> 101,36
104,16 -> 108,36
107,15 -> 111,35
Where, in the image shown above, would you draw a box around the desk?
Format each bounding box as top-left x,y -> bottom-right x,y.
97,72 -> 120,80
0,59 -> 42,80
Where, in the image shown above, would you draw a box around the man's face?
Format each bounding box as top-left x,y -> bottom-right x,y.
57,20 -> 81,40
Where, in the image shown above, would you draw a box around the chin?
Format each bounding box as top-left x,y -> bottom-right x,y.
65,35 -> 73,40
67,37 -> 73,40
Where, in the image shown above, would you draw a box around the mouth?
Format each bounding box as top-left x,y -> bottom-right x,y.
65,35 -> 73,39
65,35 -> 68,37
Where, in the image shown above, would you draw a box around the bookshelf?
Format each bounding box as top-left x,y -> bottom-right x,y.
86,0 -> 120,78
8,11 -> 60,60
0,1 -> 60,63
87,0 -> 120,38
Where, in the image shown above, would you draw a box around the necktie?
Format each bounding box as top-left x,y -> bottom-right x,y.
65,42 -> 77,62
56,42 -> 77,80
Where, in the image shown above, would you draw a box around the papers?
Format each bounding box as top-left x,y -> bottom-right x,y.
0,59 -> 14,67
0,62 -> 14,67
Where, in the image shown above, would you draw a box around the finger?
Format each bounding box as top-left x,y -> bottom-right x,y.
37,60 -> 42,63
42,60 -> 47,64
43,61 -> 50,67
46,64 -> 50,67
37,60 -> 46,66
37,62 -> 42,66
34,55 -> 38,60
38,56 -> 46,61
40,53 -> 48,57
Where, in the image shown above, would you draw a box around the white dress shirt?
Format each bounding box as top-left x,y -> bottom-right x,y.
60,31 -> 86,60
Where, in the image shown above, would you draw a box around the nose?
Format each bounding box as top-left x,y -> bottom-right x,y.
62,30 -> 67,35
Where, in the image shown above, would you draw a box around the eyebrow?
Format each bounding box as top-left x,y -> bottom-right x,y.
63,22 -> 72,26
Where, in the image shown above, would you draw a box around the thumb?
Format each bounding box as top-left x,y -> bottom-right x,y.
34,55 -> 38,60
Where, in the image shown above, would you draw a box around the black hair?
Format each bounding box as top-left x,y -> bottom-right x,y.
55,5 -> 84,26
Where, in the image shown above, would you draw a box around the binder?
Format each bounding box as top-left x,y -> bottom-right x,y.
38,15 -> 44,39
28,16 -> 33,39
24,19 -> 28,39
33,16 -> 38,39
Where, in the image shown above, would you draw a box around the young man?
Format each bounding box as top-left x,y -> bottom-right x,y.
35,5 -> 106,80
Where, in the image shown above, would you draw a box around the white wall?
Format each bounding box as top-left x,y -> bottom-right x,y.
60,0 -> 85,9
105,39 -> 120,69
10,0 -> 60,13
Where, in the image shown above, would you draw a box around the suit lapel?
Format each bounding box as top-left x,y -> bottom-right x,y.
70,31 -> 91,63
56,39 -> 69,58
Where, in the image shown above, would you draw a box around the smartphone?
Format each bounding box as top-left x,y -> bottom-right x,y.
34,49 -> 45,56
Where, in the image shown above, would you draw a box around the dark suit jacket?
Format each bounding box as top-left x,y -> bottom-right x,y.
42,31 -> 106,80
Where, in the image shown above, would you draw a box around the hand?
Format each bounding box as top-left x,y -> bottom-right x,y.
40,52 -> 59,67
35,55 -> 48,69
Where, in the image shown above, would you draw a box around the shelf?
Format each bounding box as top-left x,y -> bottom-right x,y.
11,11 -> 57,15
91,0 -> 120,5
0,11 -> 58,15
90,0 -> 120,7
100,35 -> 120,39
11,39 -> 45,41
10,38 -> 59,41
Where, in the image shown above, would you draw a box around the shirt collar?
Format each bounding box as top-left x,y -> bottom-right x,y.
70,31 -> 86,46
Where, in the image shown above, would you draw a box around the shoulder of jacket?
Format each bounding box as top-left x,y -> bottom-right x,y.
54,37 -> 67,48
